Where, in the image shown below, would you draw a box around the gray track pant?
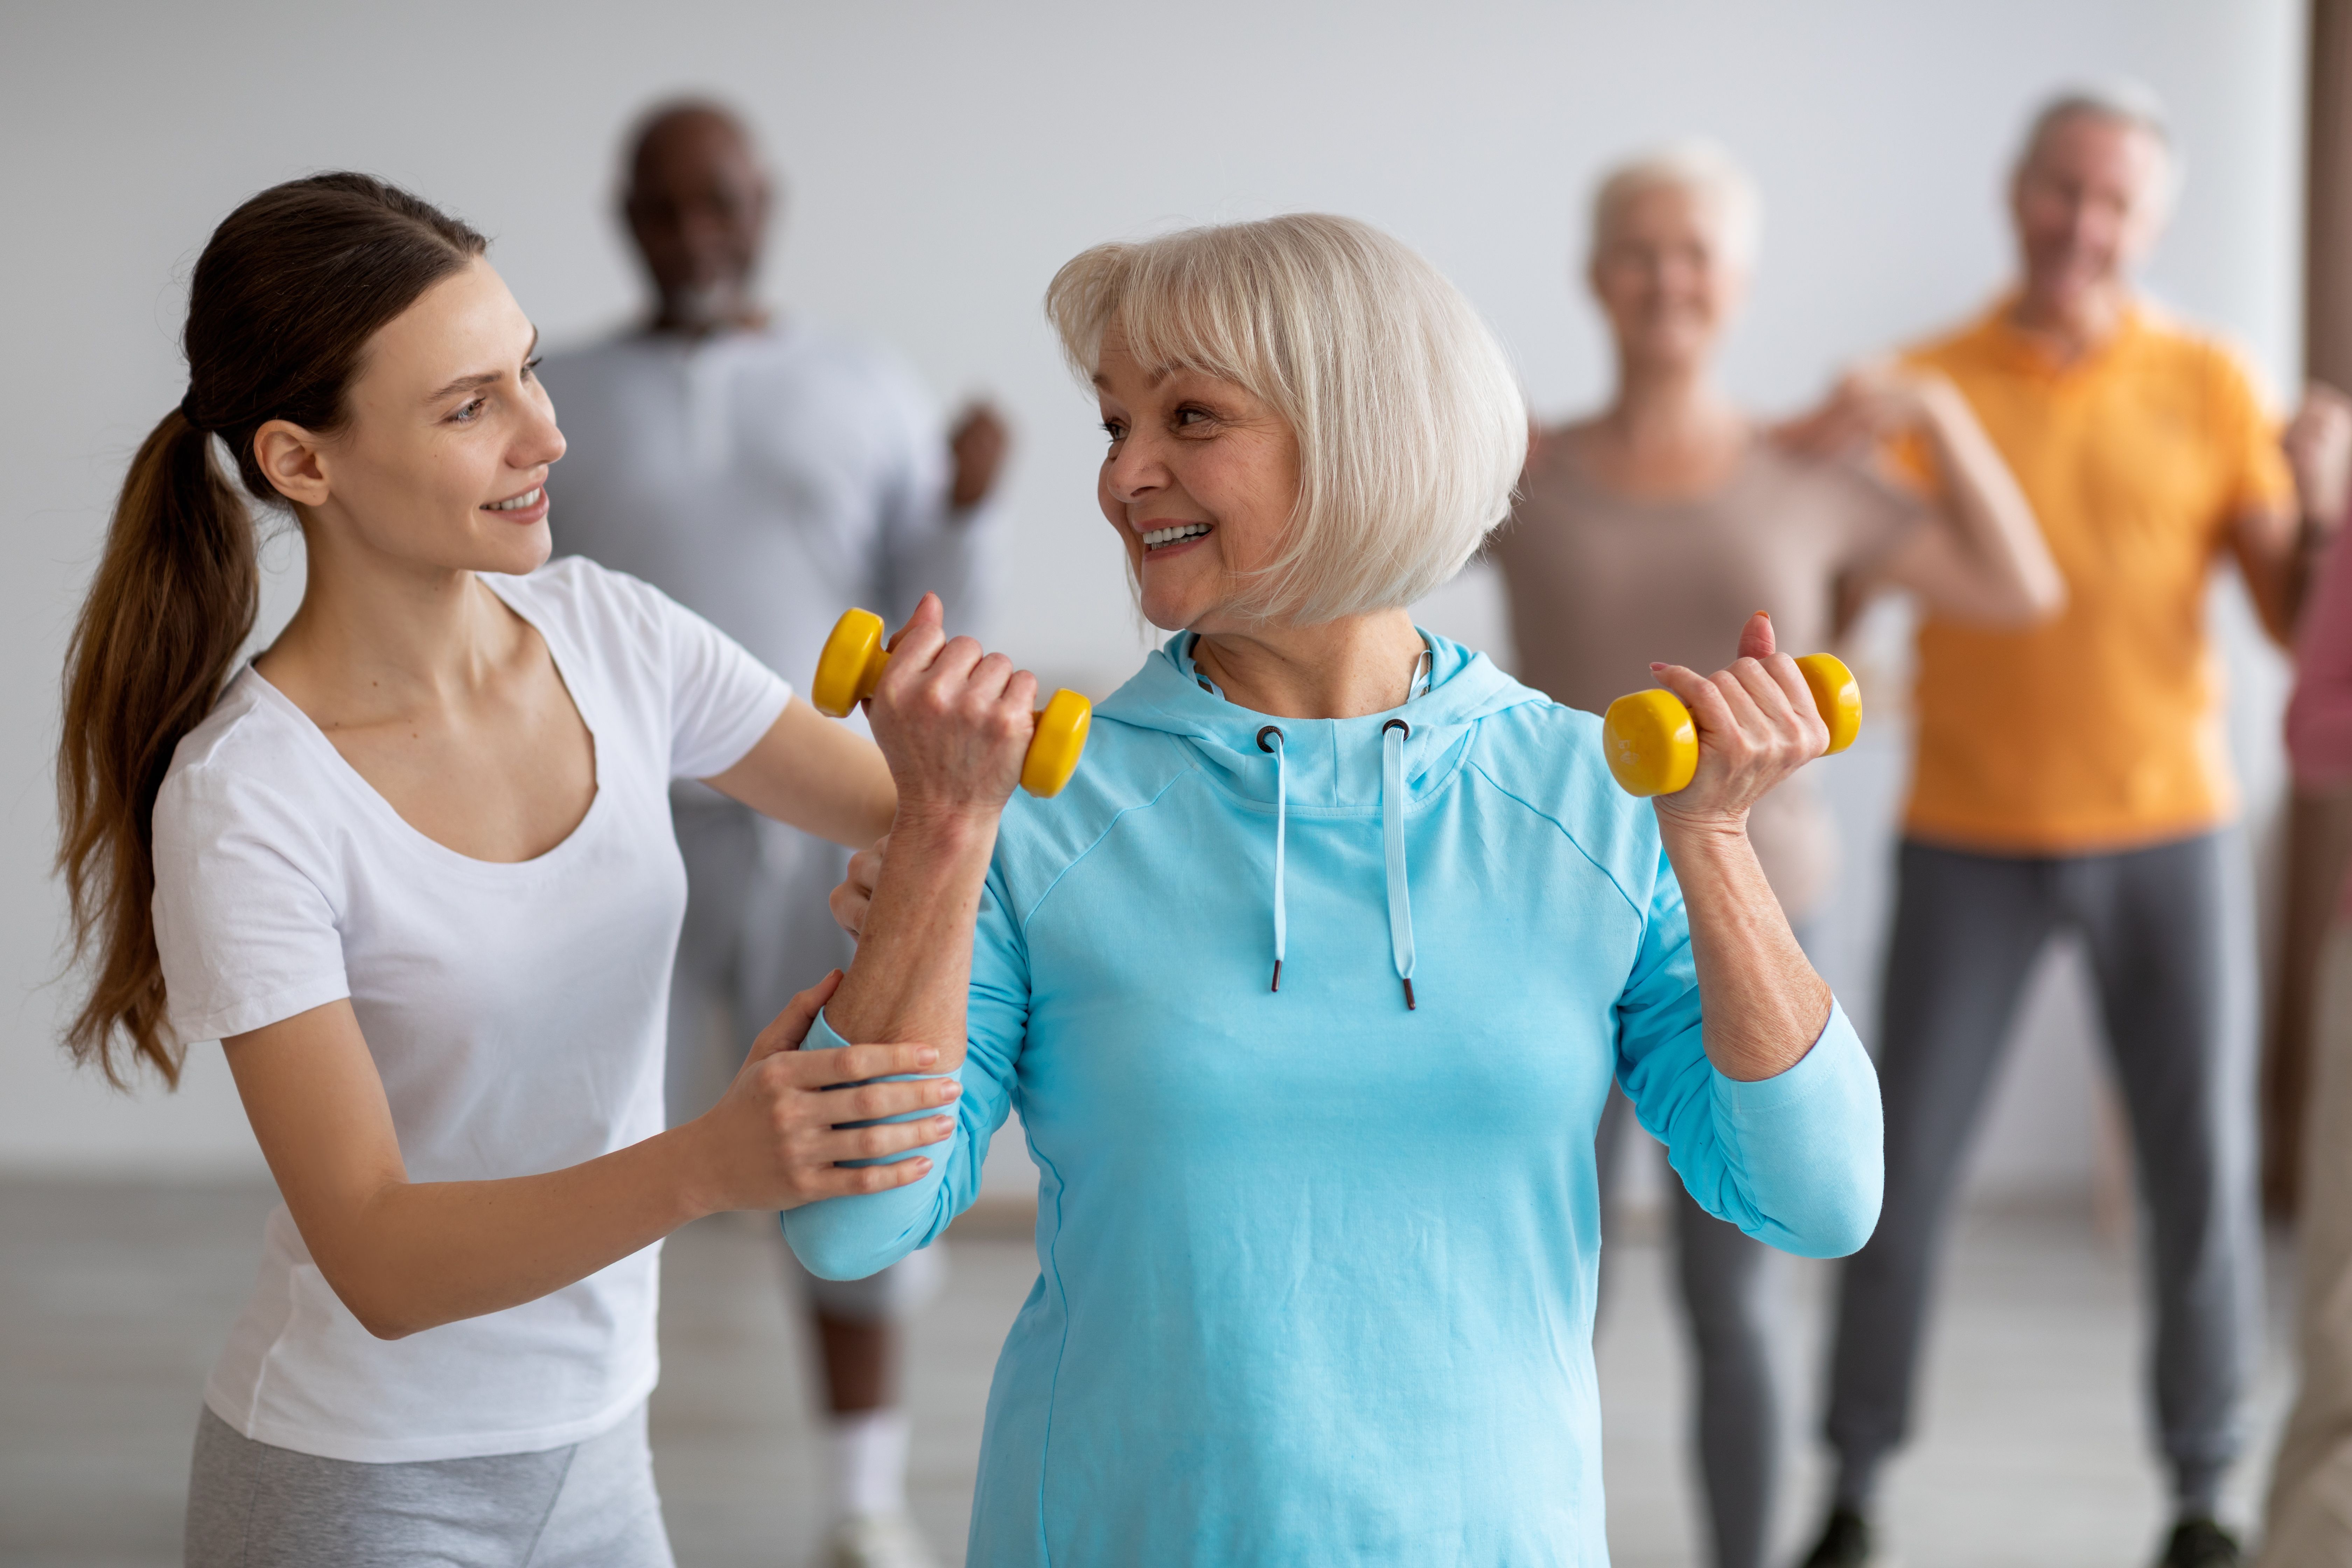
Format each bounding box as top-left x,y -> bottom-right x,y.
1597,1091 -> 1781,1568
1595,920 -> 1816,1568
1824,834 -> 2260,1516
185,1403 -> 670,1568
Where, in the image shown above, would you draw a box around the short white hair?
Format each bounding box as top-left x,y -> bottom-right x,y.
2017,80 -> 2180,208
1590,139 -> 1763,271
1044,214 -> 1527,627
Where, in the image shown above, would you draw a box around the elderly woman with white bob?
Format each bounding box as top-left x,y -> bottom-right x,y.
786,214 -> 1885,1565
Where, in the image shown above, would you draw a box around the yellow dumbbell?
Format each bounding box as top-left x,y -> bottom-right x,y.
1603,653 -> 1863,797
810,608 -> 1093,799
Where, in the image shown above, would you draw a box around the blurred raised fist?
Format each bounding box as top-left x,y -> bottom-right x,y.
949,402 -> 1011,512
2286,382 -> 2352,535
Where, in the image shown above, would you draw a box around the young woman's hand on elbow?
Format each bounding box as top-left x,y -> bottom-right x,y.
681,969 -> 960,1213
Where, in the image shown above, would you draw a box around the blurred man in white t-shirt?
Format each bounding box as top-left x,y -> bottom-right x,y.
540,99 -> 1008,1568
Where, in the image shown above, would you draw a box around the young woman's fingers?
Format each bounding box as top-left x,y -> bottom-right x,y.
788,1042 -> 941,1088
816,1077 -> 961,1126
805,1157 -> 936,1199
748,970 -> 844,1062
828,876 -> 871,939
814,1116 -> 957,1165
794,1158 -> 935,1202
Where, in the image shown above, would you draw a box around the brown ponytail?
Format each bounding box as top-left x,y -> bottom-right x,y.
57,173 -> 486,1086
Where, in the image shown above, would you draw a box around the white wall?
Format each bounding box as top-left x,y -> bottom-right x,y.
0,0 -> 2304,1181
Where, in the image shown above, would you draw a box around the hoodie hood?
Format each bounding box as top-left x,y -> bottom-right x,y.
1096,628 -> 1547,1006
1096,628 -> 1542,814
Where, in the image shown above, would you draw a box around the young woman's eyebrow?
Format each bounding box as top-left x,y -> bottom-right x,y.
424,327 -> 540,405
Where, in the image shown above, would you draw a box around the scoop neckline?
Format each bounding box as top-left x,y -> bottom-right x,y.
1547,426 -> 1767,513
240,573 -> 610,875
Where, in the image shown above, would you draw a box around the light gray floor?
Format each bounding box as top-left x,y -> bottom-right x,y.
0,1181 -> 2292,1568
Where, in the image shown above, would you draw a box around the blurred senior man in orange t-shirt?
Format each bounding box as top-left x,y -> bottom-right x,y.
1797,86 -> 2348,1568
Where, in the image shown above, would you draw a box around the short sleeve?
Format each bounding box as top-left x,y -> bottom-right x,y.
654,589 -> 794,781
2207,345 -> 2295,526
151,764 -> 350,1046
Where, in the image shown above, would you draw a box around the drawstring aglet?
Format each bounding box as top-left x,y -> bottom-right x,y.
1402,977 -> 1416,1011
1270,959 -> 1283,993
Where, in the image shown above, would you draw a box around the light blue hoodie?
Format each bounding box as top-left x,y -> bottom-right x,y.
787,630 -> 1882,1567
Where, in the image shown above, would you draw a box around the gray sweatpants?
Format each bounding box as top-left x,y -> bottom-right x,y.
1597,1092 -> 1782,1568
1594,920 -> 1813,1568
1824,834 -> 2260,1516
184,1402 -> 671,1568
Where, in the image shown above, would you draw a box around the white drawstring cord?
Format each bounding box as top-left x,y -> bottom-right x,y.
1381,718 -> 1417,1010
1258,725 -> 1287,992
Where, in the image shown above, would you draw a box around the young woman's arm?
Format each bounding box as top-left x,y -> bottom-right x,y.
704,696 -> 896,848
1784,365 -> 2065,626
223,973 -> 955,1340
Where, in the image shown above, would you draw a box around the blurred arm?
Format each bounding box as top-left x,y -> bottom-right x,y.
1868,376 -> 2066,625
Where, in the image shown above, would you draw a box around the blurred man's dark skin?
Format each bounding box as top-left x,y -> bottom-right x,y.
624,104 -> 1009,510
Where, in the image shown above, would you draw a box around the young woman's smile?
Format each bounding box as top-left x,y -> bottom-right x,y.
483,483 -> 549,524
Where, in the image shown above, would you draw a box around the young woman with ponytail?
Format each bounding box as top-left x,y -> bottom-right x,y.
55,173 -> 959,1566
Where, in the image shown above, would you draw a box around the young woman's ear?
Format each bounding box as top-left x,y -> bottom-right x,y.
252,420 -> 332,509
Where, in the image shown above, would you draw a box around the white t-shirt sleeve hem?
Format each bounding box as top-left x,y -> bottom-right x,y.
171,973 -> 353,1049
684,676 -> 792,783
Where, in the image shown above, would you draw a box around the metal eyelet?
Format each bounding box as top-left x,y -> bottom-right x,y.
1382,718 -> 1410,738
1256,725 -> 1286,753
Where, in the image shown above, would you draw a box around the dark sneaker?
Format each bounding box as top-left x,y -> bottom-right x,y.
1798,1507 -> 1874,1568
2158,1518 -> 2242,1568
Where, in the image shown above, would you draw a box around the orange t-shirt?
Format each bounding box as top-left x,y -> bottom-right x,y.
1898,301 -> 2292,854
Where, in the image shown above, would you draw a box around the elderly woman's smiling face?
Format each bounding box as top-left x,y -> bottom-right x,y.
1093,326 -> 1301,633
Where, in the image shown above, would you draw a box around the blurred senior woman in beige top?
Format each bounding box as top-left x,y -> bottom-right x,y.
1491,141 -> 2063,1568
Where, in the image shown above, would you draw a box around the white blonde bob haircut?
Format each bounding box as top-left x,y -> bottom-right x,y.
1045,214 -> 1527,627
1589,139 -> 1764,272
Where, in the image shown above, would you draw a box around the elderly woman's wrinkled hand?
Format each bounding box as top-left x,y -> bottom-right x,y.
1644,611 -> 1830,836
864,593 -> 1037,827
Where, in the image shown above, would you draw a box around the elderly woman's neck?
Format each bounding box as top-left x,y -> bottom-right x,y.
1191,611 -> 1430,721
1608,354 -> 1740,446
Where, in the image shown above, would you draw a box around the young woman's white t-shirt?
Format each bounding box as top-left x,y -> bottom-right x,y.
150,556 -> 793,1463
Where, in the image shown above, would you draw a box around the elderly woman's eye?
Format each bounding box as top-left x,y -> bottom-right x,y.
1174,406 -> 1212,428
1100,420 -> 1126,443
